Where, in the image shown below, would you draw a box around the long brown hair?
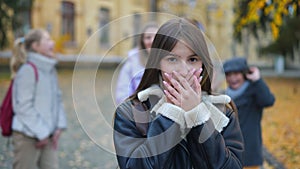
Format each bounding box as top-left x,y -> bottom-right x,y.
135,22 -> 159,62
138,22 -> 159,50
130,18 -> 213,101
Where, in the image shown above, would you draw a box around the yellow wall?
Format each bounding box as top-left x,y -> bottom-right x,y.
12,0 -> 275,66
30,0 -> 152,58
29,0 -> 239,60
157,0 -> 273,65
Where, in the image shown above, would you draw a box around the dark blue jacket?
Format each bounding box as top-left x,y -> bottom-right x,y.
113,98 -> 244,169
232,79 -> 275,166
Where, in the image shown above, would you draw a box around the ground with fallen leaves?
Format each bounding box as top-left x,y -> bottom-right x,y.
262,77 -> 300,169
0,69 -> 299,168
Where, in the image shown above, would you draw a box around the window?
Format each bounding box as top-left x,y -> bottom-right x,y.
99,7 -> 110,47
14,10 -> 31,37
13,0 -> 33,37
61,1 -> 75,42
133,13 -> 141,47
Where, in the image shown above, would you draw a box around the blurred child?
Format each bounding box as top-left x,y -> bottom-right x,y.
224,57 -> 275,169
115,22 -> 159,105
12,29 -> 67,169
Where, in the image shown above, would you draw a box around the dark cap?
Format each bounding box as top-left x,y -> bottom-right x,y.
223,57 -> 249,73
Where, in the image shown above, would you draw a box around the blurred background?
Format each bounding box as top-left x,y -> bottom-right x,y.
0,0 -> 299,169
0,0 -> 299,67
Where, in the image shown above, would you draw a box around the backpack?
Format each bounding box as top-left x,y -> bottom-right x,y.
0,62 -> 38,137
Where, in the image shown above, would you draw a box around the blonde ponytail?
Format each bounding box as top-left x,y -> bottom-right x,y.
10,37 -> 27,78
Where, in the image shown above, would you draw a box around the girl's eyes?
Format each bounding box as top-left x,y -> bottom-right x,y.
167,57 -> 177,62
189,57 -> 199,63
144,36 -> 152,40
164,55 -> 201,63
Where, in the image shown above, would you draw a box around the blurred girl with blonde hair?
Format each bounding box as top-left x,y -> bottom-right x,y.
11,29 -> 67,169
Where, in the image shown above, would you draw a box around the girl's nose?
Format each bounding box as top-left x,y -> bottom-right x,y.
177,62 -> 192,77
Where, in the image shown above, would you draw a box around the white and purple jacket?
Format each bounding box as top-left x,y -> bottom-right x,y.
115,48 -> 145,105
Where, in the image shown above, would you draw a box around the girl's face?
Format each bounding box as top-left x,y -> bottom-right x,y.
225,72 -> 246,90
32,31 -> 55,58
143,27 -> 158,54
160,41 -> 203,82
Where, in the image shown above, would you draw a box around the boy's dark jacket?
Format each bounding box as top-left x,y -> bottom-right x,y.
232,79 -> 275,166
114,95 -> 244,169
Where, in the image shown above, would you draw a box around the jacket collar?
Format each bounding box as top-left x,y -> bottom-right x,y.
27,52 -> 57,72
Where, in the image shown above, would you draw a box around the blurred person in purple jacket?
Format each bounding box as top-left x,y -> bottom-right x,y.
115,22 -> 159,105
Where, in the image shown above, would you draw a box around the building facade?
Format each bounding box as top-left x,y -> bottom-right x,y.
9,0 -> 298,68
28,0 -> 154,57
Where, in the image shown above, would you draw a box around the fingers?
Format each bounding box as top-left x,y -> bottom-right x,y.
185,68 -> 196,84
163,89 -> 181,106
52,136 -> 58,150
35,138 -> 49,149
163,68 -> 203,109
249,66 -> 258,72
194,68 -> 203,82
52,130 -> 61,150
246,67 -> 260,82
163,76 -> 186,107
191,68 -> 203,89
163,75 -> 202,111
163,81 -> 181,101
172,71 -> 191,90
193,75 -> 201,96
164,68 -> 202,92
52,139 -> 58,150
177,68 -> 203,88
163,72 -> 185,93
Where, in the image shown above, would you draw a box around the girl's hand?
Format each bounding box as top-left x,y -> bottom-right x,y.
163,71 -> 201,111
52,129 -> 62,150
36,138 -> 49,149
185,68 -> 203,91
164,68 -> 202,93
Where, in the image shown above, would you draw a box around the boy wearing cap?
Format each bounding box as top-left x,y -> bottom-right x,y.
223,57 -> 275,169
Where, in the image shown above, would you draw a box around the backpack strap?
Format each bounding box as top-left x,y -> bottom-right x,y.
27,61 -> 38,82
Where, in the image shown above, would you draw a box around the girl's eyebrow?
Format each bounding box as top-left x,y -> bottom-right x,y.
188,54 -> 198,57
168,52 -> 197,58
